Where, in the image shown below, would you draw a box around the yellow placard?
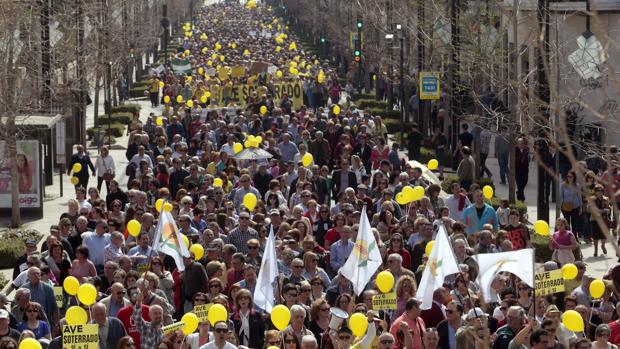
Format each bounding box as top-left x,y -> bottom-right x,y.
372,292 -> 397,310
231,66 -> 247,78
419,72 -> 441,100
218,68 -> 229,81
535,269 -> 565,296
193,303 -> 212,322
53,286 -> 64,308
224,82 -> 303,109
62,324 -> 99,349
137,263 -> 149,273
163,321 -> 185,335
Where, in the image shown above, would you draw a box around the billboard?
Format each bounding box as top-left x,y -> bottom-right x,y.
0,140 -> 41,208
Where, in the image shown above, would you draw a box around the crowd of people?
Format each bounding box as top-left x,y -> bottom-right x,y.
8,2 -> 620,349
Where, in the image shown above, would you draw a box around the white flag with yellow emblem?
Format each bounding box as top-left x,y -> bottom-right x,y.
416,225 -> 460,310
341,206 -> 382,295
475,249 -> 534,302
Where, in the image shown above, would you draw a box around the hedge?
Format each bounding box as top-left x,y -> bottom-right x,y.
99,112 -> 133,125
384,119 -> 413,134
129,87 -> 149,98
112,104 -> 141,115
366,108 -> 400,119
89,135 -> 117,147
531,234 -> 552,263
351,92 -> 375,100
0,228 -> 43,269
86,123 -> 125,139
357,98 -> 387,110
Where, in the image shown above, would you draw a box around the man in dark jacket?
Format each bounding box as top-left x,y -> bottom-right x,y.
169,158 -> 189,199
92,302 -> 127,349
252,163 -> 273,198
308,131 -> 331,167
331,158 -> 358,198
67,144 -> 95,189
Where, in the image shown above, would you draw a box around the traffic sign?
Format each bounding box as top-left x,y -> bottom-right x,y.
419,72 -> 440,100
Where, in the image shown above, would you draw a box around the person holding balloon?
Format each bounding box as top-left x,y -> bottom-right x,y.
67,145 -> 96,190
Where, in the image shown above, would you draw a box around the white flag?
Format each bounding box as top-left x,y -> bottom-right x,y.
152,210 -> 190,271
475,249 -> 535,302
253,227 -> 278,313
415,225 -> 460,310
341,206 -> 383,295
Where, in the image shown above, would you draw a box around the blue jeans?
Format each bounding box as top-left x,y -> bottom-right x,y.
498,153 -> 509,183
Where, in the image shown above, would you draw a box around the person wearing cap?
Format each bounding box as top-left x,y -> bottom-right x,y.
13,239 -> 38,280
390,298 -> 426,349
0,309 -> 19,342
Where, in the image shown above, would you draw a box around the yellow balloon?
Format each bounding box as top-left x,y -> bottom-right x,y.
260,106 -> 268,115
427,159 -> 439,170
155,199 -> 164,212
402,186 -> 414,203
219,55 -> 225,62
127,219 -> 141,237
163,95 -> 171,104
156,117 -> 163,126
233,143 -> 243,154
190,244 -> 205,261
425,240 -> 436,256
198,67 -> 204,75
176,95 -> 184,104
302,153 -> 314,167
412,186 -> 425,201
207,60 -> 213,66
482,185 -> 494,200
562,263 -> 578,280
72,163 -> 82,173
77,283 -> 97,306
159,81 -> 165,88
243,49 -> 250,56
231,43 -> 237,49
214,178 -> 224,187
66,306 -> 88,325
211,53 -> 217,60
202,47 -> 208,54
181,234 -> 189,249
376,271 -> 395,293
395,192 -> 408,205
562,310 -> 584,332
271,304 -> 291,330
256,136 -> 263,144
70,176 -> 79,186
333,105 -> 341,115
163,202 -> 173,212
205,91 -> 211,98
19,338 -> 41,349
276,70 -> 283,78
63,276 -> 79,296
348,313 -> 368,337
590,279 -> 605,299
276,46 -> 282,52
182,312 -> 199,335
207,303 -> 228,326
200,95 -> 208,104
289,61 -> 298,68
534,220 -> 550,236
243,193 -> 257,211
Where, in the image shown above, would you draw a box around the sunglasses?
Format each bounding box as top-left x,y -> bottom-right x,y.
195,298 -> 207,302
26,309 -> 38,313
209,284 -> 221,288
239,217 -> 249,220
248,246 -> 258,249
214,328 -> 228,333
285,339 -> 297,344
380,340 -> 394,345
311,282 -> 322,286
287,293 -> 298,297
301,289 -> 311,293
339,336 -> 351,340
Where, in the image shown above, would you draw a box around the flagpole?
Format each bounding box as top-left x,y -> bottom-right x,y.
531,248 -> 536,319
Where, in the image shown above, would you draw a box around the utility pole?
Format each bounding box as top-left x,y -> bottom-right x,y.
41,0 -> 51,112
536,0 -> 550,221
76,0 -> 86,147
417,0 -> 425,134
399,29 -> 405,143
449,0 -> 461,167
161,4 -> 170,66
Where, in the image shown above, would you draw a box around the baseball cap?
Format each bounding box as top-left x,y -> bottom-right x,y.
357,184 -> 368,190
206,243 -> 219,251
25,239 -> 37,247
546,305 -> 561,314
465,307 -> 484,320
0,309 -> 9,319
239,211 -> 250,218
269,209 -> 280,216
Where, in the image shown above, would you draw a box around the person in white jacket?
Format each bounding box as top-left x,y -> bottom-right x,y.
95,145 -> 116,194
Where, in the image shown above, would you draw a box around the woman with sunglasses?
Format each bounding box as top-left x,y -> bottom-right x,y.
308,276 -> 326,302
387,233 -> 411,270
264,330 -> 281,349
323,213 -> 346,250
232,289 -> 264,349
17,302 -> 50,340
308,298 -> 331,345
297,281 -> 313,307
282,333 -> 300,349
314,204 -> 332,247
117,336 -> 136,349
302,253 -> 330,288
148,257 -> 174,303
0,338 -> 18,349
108,199 -> 126,223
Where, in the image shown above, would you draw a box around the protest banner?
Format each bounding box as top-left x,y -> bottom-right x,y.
228,81 -> 303,109
163,321 -> 185,335
250,62 -> 269,75
372,292 -> 397,311
535,269 -> 565,296
193,303 -> 212,322
231,66 -> 247,78
53,286 -> 63,308
62,324 -> 99,349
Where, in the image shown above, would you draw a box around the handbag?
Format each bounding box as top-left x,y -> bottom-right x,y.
561,202 -> 574,212
102,156 -> 115,181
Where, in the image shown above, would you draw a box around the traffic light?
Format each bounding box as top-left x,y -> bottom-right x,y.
320,36 -> 326,44
354,38 -> 361,62
354,49 -> 361,62
356,19 -> 363,29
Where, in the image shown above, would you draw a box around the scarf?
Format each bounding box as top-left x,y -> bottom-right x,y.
458,193 -> 467,211
239,309 -> 250,346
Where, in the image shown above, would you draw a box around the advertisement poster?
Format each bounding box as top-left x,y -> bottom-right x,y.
0,140 -> 41,208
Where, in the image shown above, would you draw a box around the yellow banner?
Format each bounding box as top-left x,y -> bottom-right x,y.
53,286 -> 63,308
193,303 -> 212,323
62,324 -> 99,349
535,269 -> 565,296
372,292 -> 397,311
163,321 -> 185,335
227,82 -> 304,109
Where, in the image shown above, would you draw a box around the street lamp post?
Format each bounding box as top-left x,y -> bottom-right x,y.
398,25 -> 405,143
536,0 -> 550,221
